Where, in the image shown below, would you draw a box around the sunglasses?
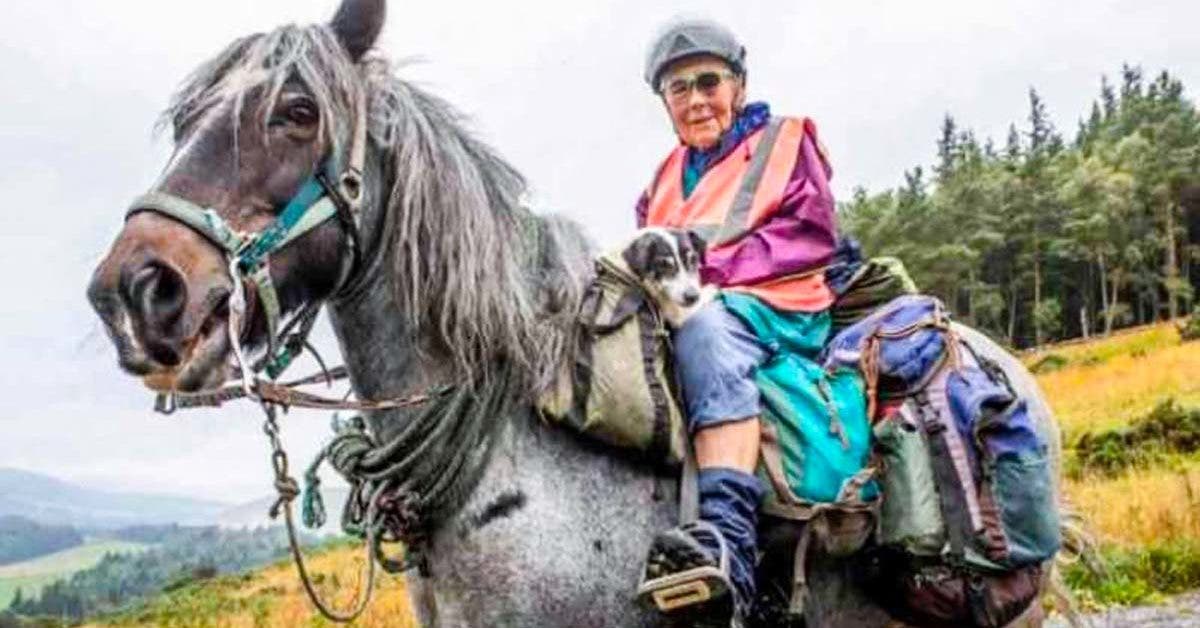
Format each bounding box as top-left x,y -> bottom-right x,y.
660,70 -> 738,102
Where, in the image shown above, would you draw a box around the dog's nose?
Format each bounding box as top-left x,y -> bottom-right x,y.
682,288 -> 700,306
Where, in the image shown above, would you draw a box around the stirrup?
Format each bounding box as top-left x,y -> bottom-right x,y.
637,521 -> 737,621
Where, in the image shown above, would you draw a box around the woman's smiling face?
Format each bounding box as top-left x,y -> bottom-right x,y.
660,55 -> 744,150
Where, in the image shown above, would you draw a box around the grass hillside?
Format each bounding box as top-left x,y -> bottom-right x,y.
1025,323 -> 1200,548
1023,322 -> 1200,608
85,541 -> 414,628
0,540 -> 147,607
1028,323 -> 1200,439
62,321 -> 1200,625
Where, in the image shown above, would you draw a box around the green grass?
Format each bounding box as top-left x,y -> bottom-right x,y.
82,538 -> 416,627
0,540 -> 148,606
1069,399 -> 1200,477
1039,322 -> 1200,610
1064,539 -> 1200,608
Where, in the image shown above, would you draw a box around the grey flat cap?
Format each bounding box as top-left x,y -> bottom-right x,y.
644,18 -> 746,91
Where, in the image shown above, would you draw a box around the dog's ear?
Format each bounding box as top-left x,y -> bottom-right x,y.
687,230 -> 708,263
622,233 -> 655,276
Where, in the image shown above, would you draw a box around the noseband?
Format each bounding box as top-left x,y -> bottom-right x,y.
125,91 -> 369,385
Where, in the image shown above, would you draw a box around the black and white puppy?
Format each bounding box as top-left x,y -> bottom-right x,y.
622,227 -> 716,328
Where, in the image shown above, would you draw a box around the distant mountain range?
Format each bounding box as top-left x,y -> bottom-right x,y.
0,467 -> 350,535
0,468 -> 228,530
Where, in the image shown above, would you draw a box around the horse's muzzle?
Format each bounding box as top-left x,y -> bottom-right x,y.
87,213 -> 238,393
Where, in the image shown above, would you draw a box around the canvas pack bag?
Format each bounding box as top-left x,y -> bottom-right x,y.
829,256 -> 919,334
537,252 -> 686,465
824,235 -> 919,334
823,294 -> 1061,628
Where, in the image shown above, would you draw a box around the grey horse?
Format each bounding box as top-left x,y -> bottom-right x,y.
85,0 -> 1062,625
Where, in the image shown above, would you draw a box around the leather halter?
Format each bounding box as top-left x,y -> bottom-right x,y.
124,89 -> 369,381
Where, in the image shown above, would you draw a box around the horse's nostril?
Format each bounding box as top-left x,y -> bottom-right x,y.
119,259 -> 190,369
126,261 -> 187,329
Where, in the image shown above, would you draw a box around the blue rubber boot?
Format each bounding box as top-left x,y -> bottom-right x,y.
697,467 -> 765,611
640,467 -> 765,626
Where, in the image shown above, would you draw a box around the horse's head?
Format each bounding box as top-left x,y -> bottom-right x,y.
87,0 -> 386,393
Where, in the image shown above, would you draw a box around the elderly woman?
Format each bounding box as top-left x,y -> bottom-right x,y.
635,19 -> 840,626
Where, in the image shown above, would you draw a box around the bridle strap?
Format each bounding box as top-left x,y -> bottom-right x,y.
335,85 -> 368,215
128,192 -> 249,254
126,186 -> 343,261
317,171 -> 363,285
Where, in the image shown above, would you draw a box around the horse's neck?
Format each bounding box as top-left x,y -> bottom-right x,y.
326,268 -> 455,441
325,150 -> 452,439
322,149 -> 680,626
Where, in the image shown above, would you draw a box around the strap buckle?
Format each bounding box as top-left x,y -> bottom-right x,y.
339,168 -> 364,206
652,580 -> 712,611
154,392 -> 177,415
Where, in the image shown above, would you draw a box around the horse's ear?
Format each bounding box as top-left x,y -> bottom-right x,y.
330,0 -> 386,62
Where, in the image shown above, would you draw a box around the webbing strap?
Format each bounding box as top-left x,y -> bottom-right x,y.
636,306 -> 674,463
128,180 -> 337,265
711,117 -> 787,247
240,177 -> 326,269
679,442 -> 699,524
790,523 -> 813,616
275,197 -> 340,251
912,394 -> 974,562
251,265 -> 281,352
128,192 -> 246,254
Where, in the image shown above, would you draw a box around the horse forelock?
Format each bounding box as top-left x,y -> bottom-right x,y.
161,25 -> 362,171
160,21 -> 588,393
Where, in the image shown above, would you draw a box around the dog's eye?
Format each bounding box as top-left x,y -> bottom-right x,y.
655,259 -> 675,274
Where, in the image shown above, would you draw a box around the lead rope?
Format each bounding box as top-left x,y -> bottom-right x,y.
225,248 -> 383,623
261,401 -> 381,622
137,87 -> 401,622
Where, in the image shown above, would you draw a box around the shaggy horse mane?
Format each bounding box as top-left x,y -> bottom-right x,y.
162,23 -> 590,391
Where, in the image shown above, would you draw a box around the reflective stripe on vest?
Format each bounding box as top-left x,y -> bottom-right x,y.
646,117 -> 805,245
644,116 -> 833,312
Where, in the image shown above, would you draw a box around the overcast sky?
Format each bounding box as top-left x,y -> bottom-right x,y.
2,0 -> 1197,505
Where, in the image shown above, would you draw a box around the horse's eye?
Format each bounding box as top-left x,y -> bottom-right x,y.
284,101 -> 318,126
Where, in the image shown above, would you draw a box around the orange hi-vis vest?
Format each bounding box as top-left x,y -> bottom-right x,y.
644,117 -> 832,312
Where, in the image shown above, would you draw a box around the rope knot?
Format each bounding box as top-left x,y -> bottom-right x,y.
270,475 -> 301,519
375,487 -> 424,538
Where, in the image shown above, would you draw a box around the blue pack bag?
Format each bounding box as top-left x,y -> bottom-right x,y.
824,294 -> 1060,628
